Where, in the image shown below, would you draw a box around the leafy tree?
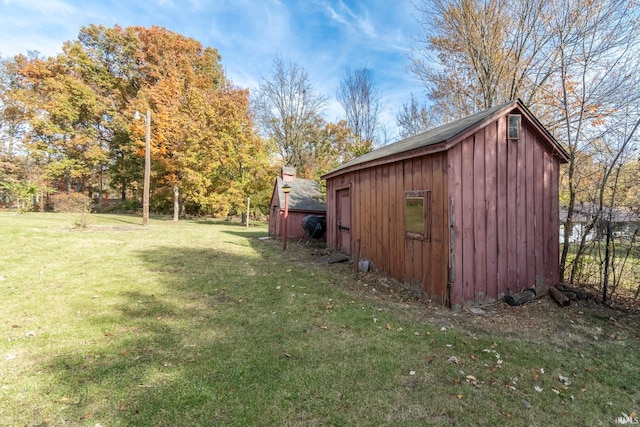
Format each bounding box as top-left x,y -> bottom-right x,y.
5,24 -> 273,216
14,49 -> 110,193
0,57 -> 28,158
176,84 -> 274,216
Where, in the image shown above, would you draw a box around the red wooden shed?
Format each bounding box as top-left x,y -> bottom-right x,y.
268,167 -> 326,240
321,100 -> 569,308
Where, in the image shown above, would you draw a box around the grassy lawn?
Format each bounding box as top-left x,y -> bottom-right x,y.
1,212 -> 639,426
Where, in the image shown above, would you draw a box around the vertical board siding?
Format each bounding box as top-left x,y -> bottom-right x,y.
421,158 -> 433,295
473,127 -> 487,301
461,136 -> 476,302
496,116 -> 508,297
525,126 -> 536,287
324,152 -> 450,305
516,125 -> 527,289
431,153 -> 447,301
448,145 -> 464,306
506,120 -> 518,294
533,134 -> 545,284
389,163 -> 399,278
393,162 -> 403,283
381,165 -> 390,272
485,122 -> 499,300
549,150 -> 561,284
324,112 -> 563,308
447,116 -> 563,306
403,160 -> 416,286
362,170 -> 372,261
373,166 -> 382,265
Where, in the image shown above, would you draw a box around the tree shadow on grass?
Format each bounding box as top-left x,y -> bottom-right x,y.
37,229 -> 380,426
42,242 -> 284,425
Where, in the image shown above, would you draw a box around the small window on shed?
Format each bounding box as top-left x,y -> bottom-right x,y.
508,114 -> 521,140
405,190 -> 431,241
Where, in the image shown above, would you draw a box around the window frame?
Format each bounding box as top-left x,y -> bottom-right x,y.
508,114 -> 522,140
404,190 -> 432,241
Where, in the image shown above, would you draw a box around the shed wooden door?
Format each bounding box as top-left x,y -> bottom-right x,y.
336,188 -> 351,255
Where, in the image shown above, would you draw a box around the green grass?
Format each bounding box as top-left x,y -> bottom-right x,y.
564,240 -> 640,295
1,212 -> 639,426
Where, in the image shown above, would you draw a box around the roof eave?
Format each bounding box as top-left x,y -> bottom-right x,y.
322,99 -> 570,180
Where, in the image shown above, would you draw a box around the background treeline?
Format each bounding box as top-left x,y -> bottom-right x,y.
0,25 -> 374,218
0,25 -> 273,217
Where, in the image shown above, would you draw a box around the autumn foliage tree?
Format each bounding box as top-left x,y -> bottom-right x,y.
2,24 -> 272,217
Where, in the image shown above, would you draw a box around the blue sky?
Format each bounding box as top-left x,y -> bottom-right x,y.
0,0 -> 425,140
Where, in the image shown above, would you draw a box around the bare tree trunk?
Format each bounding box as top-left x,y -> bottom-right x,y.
602,221 -> 612,303
173,185 -> 179,222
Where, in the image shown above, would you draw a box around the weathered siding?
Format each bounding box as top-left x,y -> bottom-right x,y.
447,115 -> 561,307
325,152 -> 450,305
268,191 -> 323,240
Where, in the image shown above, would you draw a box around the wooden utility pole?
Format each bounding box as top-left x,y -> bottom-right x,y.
142,110 -> 151,226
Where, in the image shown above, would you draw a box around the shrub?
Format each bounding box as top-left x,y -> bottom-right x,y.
51,193 -> 92,213
120,198 -> 141,212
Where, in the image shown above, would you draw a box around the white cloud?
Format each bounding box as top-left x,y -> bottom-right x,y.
318,0 -> 376,39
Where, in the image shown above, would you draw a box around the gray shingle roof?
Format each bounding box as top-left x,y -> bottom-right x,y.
276,176 -> 326,212
322,99 -> 569,179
